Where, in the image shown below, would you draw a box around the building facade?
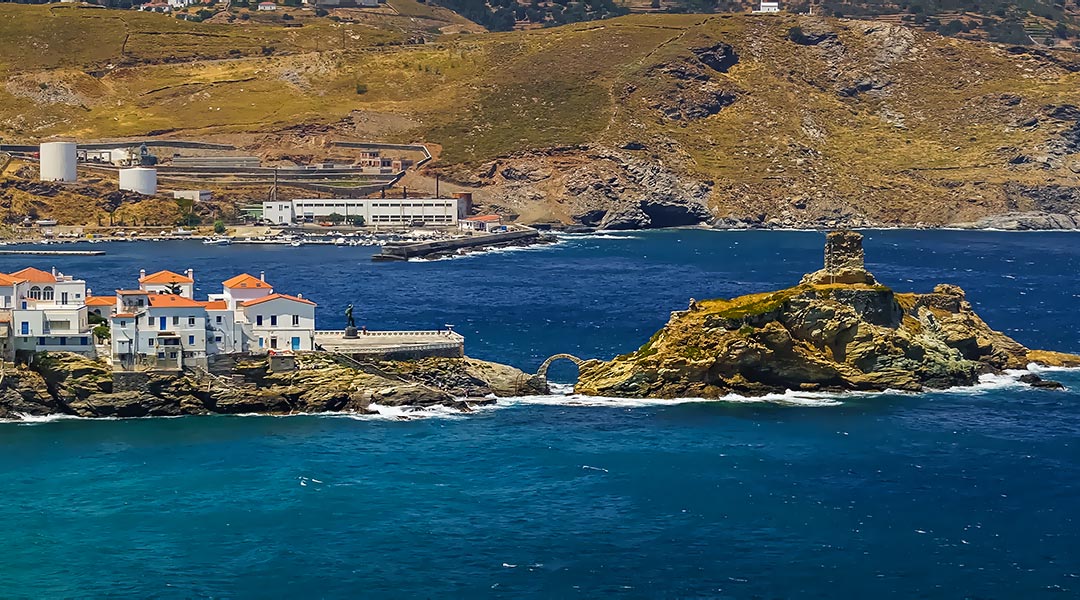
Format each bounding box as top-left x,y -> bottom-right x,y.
3,268 -> 96,360
261,198 -> 463,227
108,270 -> 318,371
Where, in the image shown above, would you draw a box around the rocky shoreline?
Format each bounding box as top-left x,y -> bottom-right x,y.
0,353 -> 548,421
576,231 -> 1080,398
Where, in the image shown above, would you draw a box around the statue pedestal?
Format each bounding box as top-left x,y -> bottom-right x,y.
344,326 -> 358,339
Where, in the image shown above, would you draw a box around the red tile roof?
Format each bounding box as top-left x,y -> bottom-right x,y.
86,296 -> 117,306
202,300 -> 228,310
223,273 -> 272,290
9,267 -> 55,283
140,270 -> 193,284
116,290 -> 148,296
241,293 -> 316,307
0,273 -> 25,286
464,215 -> 502,222
147,294 -> 206,308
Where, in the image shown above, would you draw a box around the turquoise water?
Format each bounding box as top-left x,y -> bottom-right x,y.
1,230 -> 1079,598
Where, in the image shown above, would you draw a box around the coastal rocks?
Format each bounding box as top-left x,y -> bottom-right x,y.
0,353 -> 546,421
462,146 -> 713,231
575,232 -> 1080,399
952,212 -> 1079,230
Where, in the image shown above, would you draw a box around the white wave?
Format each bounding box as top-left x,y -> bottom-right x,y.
555,232 -> 643,240
498,387 -> 845,408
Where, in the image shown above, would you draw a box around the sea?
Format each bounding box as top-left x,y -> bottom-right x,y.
0,229 -> 1078,598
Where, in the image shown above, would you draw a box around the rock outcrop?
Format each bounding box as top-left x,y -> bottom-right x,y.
576,231 -> 1080,398
0,353 -> 547,420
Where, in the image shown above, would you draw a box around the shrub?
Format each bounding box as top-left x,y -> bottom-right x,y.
355,83 -> 368,94
213,220 -> 226,234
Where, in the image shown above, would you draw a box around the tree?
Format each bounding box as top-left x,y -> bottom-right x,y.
214,219 -> 226,234
327,212 -> 345,224
942,19 -> 965,35
180,213 -> 202,228
350,215 -> 366,227
93,324 -> 111,343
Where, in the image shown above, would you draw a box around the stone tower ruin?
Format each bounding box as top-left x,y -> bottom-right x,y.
801,230 -> 877,285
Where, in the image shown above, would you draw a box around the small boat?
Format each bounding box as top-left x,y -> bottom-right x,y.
333,237 -> 347,246
203,237 -> 232,246
290,240 -> 303,247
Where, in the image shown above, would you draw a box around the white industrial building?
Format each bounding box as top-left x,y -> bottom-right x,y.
39,142 -> 77,182
261,198 -> 464,226
108,270 -> 316,370
754,0 -> 780,11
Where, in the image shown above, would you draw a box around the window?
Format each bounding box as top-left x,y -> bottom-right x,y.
270,315 -> 277,326
215,336 -> 222,343
256,315 -> 263,326
187,335 -> 194,345
292,315 -> 299,326
29,286 -> 41,300
157,352 -> 165,359
216,316 -> 222,323
147,316 -> 154,326
173,316 -> 180,326
188,317 -> 195,326
169,352 -> 177,359
81,337 -> 88,346
137,299 -> 144,307
42,287 -> 54,301
37,337 -> 45,345
258,337 -> 264,348
120,320 -> 126,327
20,322 -> 28,335
58,337 -> 66,345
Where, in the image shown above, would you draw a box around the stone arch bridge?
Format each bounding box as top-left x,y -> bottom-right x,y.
536,354 -> 585,380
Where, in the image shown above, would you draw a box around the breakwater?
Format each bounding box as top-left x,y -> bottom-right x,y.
372,229 -> 542,261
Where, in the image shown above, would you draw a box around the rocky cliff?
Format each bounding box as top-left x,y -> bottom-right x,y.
0,353 -> 547,420
576,231 -> 1080,398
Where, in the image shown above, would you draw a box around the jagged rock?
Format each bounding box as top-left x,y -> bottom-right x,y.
576,232 -> 1080,399
953,212 -> 1079,230
1018,373 -> 1065,390
68,391 -> 180,418
0,352 -> 546,420
692,42 -> 739,73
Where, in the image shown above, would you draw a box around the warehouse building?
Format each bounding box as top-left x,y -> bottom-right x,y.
261,198 -> 464,227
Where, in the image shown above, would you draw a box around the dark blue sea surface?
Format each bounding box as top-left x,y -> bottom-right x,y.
1,230 -> 1078,598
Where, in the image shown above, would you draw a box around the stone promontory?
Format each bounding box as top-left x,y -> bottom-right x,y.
0,353 -> 548,420
576,231 -> 1080,398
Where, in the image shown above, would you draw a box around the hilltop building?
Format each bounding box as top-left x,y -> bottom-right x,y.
754,0 -> 780,12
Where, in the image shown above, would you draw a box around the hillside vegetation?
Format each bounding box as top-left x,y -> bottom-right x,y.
2,4 -> 1080,228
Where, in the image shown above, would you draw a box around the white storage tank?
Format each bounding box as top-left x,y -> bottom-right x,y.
119,167 -> 157,195
39,141 -> 77,182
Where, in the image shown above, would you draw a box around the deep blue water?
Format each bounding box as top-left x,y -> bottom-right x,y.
1,230 -> 1078,598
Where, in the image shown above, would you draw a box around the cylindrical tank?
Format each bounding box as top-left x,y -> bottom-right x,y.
119,167 -> 157,195
39,142 -> 77,182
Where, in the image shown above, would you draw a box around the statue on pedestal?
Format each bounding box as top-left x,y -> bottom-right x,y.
344,304 -> 358,338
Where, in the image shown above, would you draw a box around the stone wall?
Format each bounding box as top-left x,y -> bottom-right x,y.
113,371 -> 151,393
823,230 -> 866,273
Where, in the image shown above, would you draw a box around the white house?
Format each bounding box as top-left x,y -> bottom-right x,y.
257,2 -> 277,9
109,270 -> 317,370
240,293 -> 317,351
459,215 -> 503,233
138,269 -> 195,298
6,267 -> 95,359
754,1 -> 780,12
